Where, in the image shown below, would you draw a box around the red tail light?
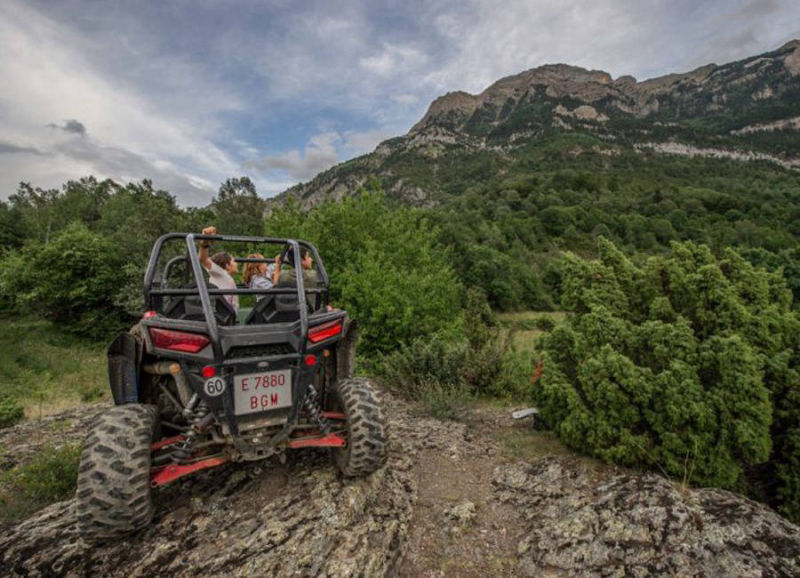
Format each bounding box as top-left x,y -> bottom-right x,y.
308,320 -> 343,343
149,328 -> 210,353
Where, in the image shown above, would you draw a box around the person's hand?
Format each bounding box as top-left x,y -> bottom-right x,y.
274,253 -> 281,265
202,226 -> 217,236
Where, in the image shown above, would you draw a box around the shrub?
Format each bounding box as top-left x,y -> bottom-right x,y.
0,394 -> 24,428
379,334 -> 468,398
379,289 -> 534,404
265,191 -> 464,355
416,378 -> 473,421
0,222 -> 131,337
535,238 -> 800,521
534,316 -> 556,331
0,443 -> 81,522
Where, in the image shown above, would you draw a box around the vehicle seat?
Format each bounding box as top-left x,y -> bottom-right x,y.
245,292 -> 302,324
162,282 -> 237,326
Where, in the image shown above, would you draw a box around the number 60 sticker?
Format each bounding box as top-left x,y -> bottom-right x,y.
204,377 -> 226,397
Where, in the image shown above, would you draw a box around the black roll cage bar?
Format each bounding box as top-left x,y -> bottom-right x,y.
141,233 -> 339,454
144,233 -> 330,361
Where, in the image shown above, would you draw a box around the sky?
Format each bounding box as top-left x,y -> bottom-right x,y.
1,0 -> 798,206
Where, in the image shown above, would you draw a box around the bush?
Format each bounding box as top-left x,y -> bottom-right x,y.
0,222 -> 131,337
534,316 -> 556,331
379,334 -> 468,397
416,378 -> 473,421
0,394 -> 24,428
0,443 -> 81,522
535,238 -> 800,521
265,191 -> 464,355
379,289 -> 534,404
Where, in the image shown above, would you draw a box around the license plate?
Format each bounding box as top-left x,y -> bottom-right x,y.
233,369 -> 292,415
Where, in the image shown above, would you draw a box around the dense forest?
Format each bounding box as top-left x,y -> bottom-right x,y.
1,144 -> 800,521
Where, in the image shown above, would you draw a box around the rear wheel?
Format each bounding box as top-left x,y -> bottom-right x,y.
332,378 -> 387,476
76,404 -> 158,539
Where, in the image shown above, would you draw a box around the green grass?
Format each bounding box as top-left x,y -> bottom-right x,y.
497,310 -> 567,330
0,443 -> 81,522
496,311 -> 567,358
0,317 -> 108,422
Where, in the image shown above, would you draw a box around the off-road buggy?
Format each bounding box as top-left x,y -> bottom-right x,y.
76,233 -> 387,538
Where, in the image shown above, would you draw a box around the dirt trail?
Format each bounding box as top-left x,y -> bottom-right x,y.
2,392 -> 800,577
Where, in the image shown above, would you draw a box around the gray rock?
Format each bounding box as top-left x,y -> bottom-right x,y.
493,458 -> 800,577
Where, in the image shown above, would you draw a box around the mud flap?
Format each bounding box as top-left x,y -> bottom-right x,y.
108,332 -> 140,405
337,319 -> 359,381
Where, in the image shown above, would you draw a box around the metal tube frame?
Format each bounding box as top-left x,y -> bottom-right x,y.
142,232 -> 331,452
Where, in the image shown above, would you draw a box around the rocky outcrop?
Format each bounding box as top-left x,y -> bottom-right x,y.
0,406 -> 107,472
2,398 -> 800,577
495,458 -> 800,577
783,41 -> 800,75
637,141 -> 800,170
0,395 -> 421,577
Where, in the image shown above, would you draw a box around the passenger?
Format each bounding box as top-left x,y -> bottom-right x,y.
272,248 -> 318,287
197,226 -> 239,311
273,247 -> 320,310
242,253 -> 276,301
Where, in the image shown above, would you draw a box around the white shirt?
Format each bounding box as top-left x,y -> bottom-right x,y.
206,261 -> 239,311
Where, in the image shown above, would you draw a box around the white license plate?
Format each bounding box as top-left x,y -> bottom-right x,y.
233,369 -> 292,415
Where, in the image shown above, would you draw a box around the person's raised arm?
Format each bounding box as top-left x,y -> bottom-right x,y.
272,253 -> 282,285
198,225 -> 216,270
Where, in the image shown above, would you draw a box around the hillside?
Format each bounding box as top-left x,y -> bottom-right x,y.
279,40 -> 800,208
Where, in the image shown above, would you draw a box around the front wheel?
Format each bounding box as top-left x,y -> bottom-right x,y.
332,378 -> 387,476
76,404 -> 158,539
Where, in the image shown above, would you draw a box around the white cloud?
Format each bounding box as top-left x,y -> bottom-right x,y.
359,43 -> 429,77
391,94 -> 420,106
342,130 -> 391,154
0,1 -> 238,204
245,128 -> 390,188
247,132 -> 341,182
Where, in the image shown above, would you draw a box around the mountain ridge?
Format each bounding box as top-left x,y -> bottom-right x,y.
277,40 -> 800,208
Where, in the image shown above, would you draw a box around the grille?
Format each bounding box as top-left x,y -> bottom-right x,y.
227,343 -> 294,359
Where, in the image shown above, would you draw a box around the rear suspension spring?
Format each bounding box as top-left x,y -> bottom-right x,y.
302,384 -> 331,435
171,400 -> 211,463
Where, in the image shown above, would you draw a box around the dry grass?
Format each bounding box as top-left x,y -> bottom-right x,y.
497,427 -> 574,460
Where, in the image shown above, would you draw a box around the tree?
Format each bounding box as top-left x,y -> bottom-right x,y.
0,223 -> 130,336
535,239 -> 800,521
211,177 -> 266,236
265,191 -> 464,355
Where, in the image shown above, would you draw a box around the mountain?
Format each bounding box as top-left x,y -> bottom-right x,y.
278,40 -> 800,208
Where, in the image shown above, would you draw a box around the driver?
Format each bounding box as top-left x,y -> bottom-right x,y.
272,247 -> 318,288
197,225 -> 239,311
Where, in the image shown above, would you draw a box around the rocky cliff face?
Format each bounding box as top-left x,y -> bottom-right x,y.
2,397 -> 800,577
278,40 -> 800,208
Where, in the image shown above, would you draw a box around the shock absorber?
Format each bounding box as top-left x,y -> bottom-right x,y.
171,400 -> 211,463
303,384 -> 331,435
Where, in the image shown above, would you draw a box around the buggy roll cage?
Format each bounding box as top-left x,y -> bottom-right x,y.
143,232 -> 331,363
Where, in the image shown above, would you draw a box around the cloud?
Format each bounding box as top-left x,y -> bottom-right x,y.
3,0 -> 800,206
47,119 -> 87,137
391,94 -> 419,106
0,141 -> 46,156
342,130 -> 390,154
246,128 -> 390,184
51,135 -> 215,206
359,43 -> 428,77
247,132 -> 341,182
0,1 -> 239,204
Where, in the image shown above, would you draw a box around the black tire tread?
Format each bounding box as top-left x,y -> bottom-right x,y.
76,404 -> 158,539
334,378 -> 387,477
